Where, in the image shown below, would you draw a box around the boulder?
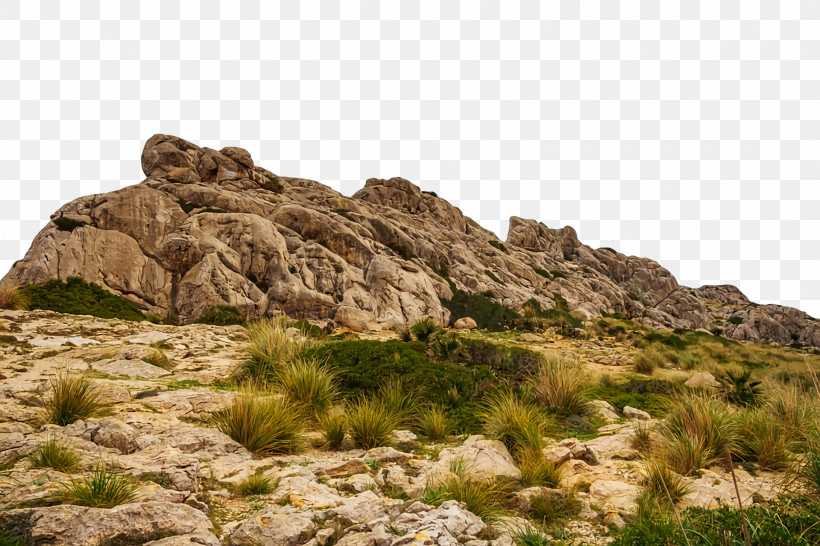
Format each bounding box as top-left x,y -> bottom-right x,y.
0,502 -> 211,545
453,317 -> 477,330
435,435 -> 521,481
230,511 -> 316,545
623,406 -> 651,421
685,371 -> 722,391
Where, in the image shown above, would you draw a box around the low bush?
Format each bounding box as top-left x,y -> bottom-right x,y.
59,462 -> 139,508
41,370 -> 105,426
431,332 -> 461,358
0,284 -> 29,310
21,277 -> 145,321
529,490 -> 582,526
25,436 -> 79,473
639,458 -> 691,507
214,390 -> 303,455
195,305 -> 244,326
592,378 -> 681,416
442,289 -> 520,331
347,397 -> 402,449
52,216 -> 86,232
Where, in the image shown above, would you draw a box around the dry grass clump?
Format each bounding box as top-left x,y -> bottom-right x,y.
317,407 -> 348,450
25,436 -> 79,473
346,397 -> 403,449
640,458 -> 692,507
734,408 -> 795,471
236,317 -> 321,380
235,473 -> 275,496
41,369 -> 105,426
660,394 -> 737,476
634,347 -> 666,375
414,405 -> 455,442
481,389 -> 547,453
420,458 -> 512,522
630,423 -> 654,453
59,462 -> 139,508
275,358 -> 339,416
518,448 -> 563,488
214,388 -> 304,456
527,352 -> 589,417
0,284 -> 29,310
142,349 -> 173,370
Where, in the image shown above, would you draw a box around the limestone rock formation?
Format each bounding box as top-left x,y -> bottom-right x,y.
4,134 -> 818,346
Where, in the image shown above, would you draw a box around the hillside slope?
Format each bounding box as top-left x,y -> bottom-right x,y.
4,134 -> 818,347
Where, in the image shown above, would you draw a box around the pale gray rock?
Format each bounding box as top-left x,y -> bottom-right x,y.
623,406 -> 651,421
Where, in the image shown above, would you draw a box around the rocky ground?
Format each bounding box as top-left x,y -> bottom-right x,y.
0,310 -> 792,545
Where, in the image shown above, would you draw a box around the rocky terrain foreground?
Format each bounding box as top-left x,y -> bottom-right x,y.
0,309 -> 795,545
3,134 -> 819,348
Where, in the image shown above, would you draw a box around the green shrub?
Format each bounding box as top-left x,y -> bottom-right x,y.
21,277 -> 146,321
214,390 -> 304,456
527,352 -> 589,417
0,531 -> 23,546
488,240 -> 509,254
59,462 -> 139,508
53,216 -> 86,232
533,268 -> 551,279
518,449 -> 563,488
442,289 -> 520,331
431,332 -> 461,358
195,305 -> 244,326
346,397 -> 402,449
592,378 -> 680,416
410,317 -> 440,342
728,316 -> 743,325
25,436 -> 79,473
721,369 -> 763,407
235,473 -> 274,496
264,176 -> 283,193
41,370 -> 105,426
515,297 -> 583,330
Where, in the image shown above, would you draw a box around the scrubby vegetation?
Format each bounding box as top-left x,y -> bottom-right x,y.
235,473 -> 274,496
195,304 -> 244,326
21,277 -> 146,321
421,459 -> 512,522
442,289 -> 520,331
346,397 -> 403,449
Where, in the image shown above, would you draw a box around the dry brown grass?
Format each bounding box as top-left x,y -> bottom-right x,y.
0,284 -> 29,310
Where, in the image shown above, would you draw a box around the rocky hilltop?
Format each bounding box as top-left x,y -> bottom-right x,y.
4,134 -> 818,347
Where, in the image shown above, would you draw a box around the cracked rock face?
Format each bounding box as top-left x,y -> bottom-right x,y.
4,134 -> 818,346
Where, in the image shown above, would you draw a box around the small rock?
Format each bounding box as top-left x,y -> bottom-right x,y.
519,333 -> 543,342
231,511 -> 316,545
685,371 -> 722,391
623,406 -> 651,421
321,459 -> 368,479
589,400 -> 620,423
364,447 -> 414,464
453,317 -> 477,330
127,331 -> 172,345
604,511 -> 626,529
393,430 -> 418,451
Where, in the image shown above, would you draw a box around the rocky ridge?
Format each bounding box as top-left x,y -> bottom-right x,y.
4,134 -> 819,347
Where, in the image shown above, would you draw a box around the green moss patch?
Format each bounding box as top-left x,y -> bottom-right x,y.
195,305 -> 244,326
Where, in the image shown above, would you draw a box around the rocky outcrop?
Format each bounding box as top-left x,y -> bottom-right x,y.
5,134 -> 818,346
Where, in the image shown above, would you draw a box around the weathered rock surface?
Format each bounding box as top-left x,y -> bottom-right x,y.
0,502 -> 211,545
4,134 -> 818,346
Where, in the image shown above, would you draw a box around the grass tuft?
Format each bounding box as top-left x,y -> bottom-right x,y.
59,461 -> 139,508
512,526 -> 551,546
25,436 -> 79,473
214,389 -> 303,456
0,284 -> 29,310
527,352 -> 589,417
420,458 -> 512,521
346,397 -> 402,449
235,317 -> 321,381
41,370 -> 105,426
235,473 -> 274,496
640,458 -> 692,507
518,448 -> 563,488
275,358 -> 338,416
317,408 -> 347,450
481,389 -> 546,453
414,405 -> 455,442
